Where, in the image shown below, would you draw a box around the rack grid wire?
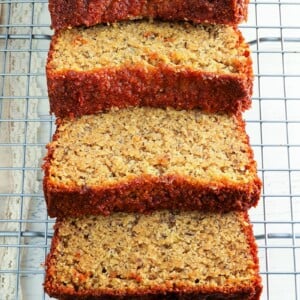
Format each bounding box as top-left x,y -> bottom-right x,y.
0,0 -> 299,299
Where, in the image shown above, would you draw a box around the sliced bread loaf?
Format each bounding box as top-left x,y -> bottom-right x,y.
43,107 -> 261,218
47,21 -> 253,118
49,0 -> 249,30
44,210 -> 262,299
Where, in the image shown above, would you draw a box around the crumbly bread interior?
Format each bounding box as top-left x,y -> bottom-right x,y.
47,108 -> 256,187
49,21 -> 250,74
46,211 -> 258,293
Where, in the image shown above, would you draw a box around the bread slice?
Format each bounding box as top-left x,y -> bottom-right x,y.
46,21 -> 253,118
44,210 -> 262,299
49,0 -> 249,30
43,107 -> 261,218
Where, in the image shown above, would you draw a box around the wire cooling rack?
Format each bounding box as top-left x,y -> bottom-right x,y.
0,0 -> 299,299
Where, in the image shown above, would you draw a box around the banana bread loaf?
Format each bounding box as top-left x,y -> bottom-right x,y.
46,21 -> 253,118
43,107 -> 261,218
44,210 -> 262,299
49,0 -> 249,30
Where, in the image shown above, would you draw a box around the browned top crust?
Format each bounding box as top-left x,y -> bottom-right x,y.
49,0 -> 249,30
44,211 -> 262,299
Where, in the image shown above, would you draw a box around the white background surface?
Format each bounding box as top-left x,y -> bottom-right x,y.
0,0 -> 299,299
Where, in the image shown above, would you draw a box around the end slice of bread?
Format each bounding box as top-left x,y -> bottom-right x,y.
49,0 -> 249,30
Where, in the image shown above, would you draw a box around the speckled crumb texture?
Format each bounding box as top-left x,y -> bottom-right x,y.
44,211 -> 262,299
49,0 -> 249,30
43,107 -> 261,218
46,21 -> 253,118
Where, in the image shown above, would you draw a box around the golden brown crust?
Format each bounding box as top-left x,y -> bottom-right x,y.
240,212 -> 263,300
44,212 -> 262,299
43,175 -> 261,218
49,0 -> 249,30
47,289 -> 261,299
47,67 -> 252,118
46,26 -> 253,118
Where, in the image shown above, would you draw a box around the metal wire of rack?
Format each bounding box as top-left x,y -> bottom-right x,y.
0,0 -> 299,299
